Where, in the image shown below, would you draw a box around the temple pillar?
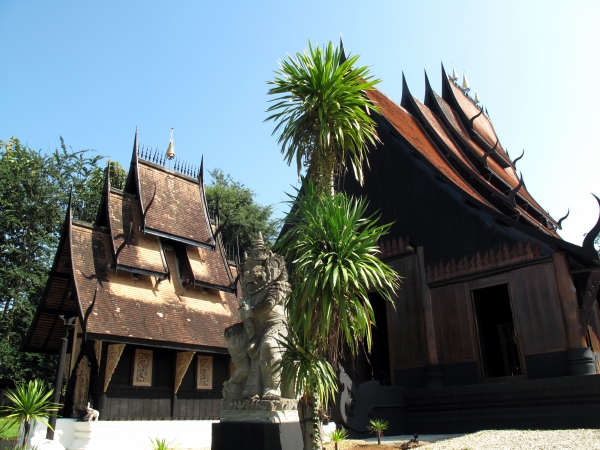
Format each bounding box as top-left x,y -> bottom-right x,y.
416,247 -> 444,387
552,252 -> 596,375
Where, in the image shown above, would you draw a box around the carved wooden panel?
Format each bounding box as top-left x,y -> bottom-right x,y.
132,349 -> 153,387
94,341 -> 102,373
104,343 -> 126,392
70,319 -> 82,376
72,355 -> 91,417
196,355 -> 213,390
174,352 -> 195,394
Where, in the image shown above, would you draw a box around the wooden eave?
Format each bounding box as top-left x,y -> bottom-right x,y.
22,203 -> 84,353
85,333 -> 229,354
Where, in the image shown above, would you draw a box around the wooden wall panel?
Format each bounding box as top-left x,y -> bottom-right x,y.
508,263 -> 568,355
588,301 -> 600,352
430,283 -> 476,364
387,256 -> 427,370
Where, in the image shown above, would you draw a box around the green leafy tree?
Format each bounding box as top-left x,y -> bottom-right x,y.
204,168 -> 278,255
267,41 -> 399,450
0,379 -> 60,449
0,137 -> 107,385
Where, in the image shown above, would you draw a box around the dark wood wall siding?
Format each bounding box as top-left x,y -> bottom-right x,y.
588,302 -> 600,352
430,283 -> 476,364
507,263 -> 568,355
387,256 -> 427,371
101,347 -> 228,420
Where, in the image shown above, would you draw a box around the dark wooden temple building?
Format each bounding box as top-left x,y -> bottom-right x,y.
336,66 -> 600,434
23,133 -> 239,421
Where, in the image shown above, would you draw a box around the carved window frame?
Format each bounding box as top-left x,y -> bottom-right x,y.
132,349 -> 153,387
196,355 -> 213,390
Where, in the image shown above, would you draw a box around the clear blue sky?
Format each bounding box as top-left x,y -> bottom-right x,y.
1,0 -> 599,247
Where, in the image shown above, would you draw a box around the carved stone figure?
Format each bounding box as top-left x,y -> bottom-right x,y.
222,233 -> 291,403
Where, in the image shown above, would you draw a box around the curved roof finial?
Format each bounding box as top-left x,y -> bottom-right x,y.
512,149 -> 525,168
165,128 -> 175,160
582,194 -> 600,257
462,72 -> 470,93
557,209 -> 570,230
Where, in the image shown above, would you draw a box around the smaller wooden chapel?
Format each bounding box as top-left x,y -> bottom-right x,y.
23,132 -> 240,421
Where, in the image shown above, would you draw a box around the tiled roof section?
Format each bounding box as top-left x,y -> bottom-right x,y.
367,89 -> 495,210
446,80 -> 510,161
413,96 -> 477,172
71,222 -> 238,349
138,161 -> 213,245
187,241 -> 233,289
432,92 -> 554,224
109,190 -> 167,275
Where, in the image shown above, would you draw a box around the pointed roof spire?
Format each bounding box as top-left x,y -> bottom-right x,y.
133,127 -> 139,158
451,63 -> 458,82
462,72 -> 470,92
198,154 -> 204,184
339,34 -> 347,64
165,127 -> 175,160
254,231 -> 265,250
474,89 -> 480,103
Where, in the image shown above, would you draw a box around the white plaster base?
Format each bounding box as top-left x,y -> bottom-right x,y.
27,419 -> 215,450
19,418 -> 75,450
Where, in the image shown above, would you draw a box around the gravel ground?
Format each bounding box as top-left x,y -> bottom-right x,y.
417,430 -> 600,450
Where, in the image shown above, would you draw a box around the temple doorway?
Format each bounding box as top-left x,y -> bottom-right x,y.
472,284 -> 523,378
357,291 -> 391,385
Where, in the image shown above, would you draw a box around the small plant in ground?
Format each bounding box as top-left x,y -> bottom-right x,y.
328,428 -> 348,450
149,436 -> 180,450
366,419 -> 389,445
0,380 -> 60,450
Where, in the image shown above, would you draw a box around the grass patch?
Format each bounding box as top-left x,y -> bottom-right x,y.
0,417 -> 19,440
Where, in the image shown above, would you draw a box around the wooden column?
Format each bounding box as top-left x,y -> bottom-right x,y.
552,252 -> 586,348
552,252 -> 596,375
416,247 -> 443,386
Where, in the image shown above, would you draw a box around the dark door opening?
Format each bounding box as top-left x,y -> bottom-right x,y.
361,291 -> 391,385
472,284 -> 522,378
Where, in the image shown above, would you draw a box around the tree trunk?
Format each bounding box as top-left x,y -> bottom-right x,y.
22,419 -> 31,449
298,392 -> 323,450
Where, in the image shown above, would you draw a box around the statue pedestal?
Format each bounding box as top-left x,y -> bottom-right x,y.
213,400 -> 302,450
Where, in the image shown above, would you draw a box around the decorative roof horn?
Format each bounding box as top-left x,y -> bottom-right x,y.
582,194 -> 600,257
512,149 -> 525,168
557,209 -> 570,230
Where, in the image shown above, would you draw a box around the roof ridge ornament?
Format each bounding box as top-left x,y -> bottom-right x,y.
166,128 -> 175,161
451,63 -> 458,82
512,149 -> 525,168
557,209 -> 570,230
474,89 -> 480,104
462,72 -> 470,93
339,34 -> 347,64
582,194 -> 600,258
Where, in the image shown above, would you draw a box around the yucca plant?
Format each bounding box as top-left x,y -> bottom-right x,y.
266,40 -> 381,194
367,419 -> 389,445
274,181 -> 399,450
0,380 -> 60,450
328,428 -> 349,450
149,436 -> 180,450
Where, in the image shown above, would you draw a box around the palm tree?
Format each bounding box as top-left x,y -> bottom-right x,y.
0,379 -> 60,449
268,40 -> 399,450
266,39 -> 381,193
367,419 -> 389,445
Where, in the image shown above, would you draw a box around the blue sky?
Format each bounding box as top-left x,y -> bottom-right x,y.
1,0 -> 599,246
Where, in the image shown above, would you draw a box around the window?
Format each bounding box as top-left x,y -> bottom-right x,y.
472,284 -> 522,378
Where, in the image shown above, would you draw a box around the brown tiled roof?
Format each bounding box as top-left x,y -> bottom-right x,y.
71,222 -> 238,349
367,89 -> 495,209
447,79 -> 508,159
109,190 -> 167,275
187,241 -> 233,289
431,92 -> 555,224
138,161 -> 213,245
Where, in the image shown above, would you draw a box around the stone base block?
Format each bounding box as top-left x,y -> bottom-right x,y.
212,417 -> 302,450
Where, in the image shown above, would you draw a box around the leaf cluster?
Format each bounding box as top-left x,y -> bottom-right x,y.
274,180 -> 400,368
0,380 -> 60,448
266,40 -> 381,191
204,168 -> 278,254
